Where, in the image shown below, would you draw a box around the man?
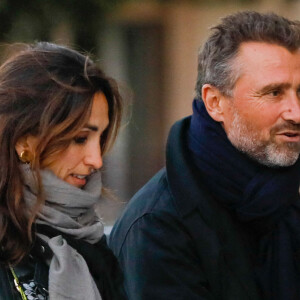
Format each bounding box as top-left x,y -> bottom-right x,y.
109,11 -> 300,300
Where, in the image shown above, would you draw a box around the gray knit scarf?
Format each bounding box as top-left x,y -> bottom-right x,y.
21,164 -> 103,300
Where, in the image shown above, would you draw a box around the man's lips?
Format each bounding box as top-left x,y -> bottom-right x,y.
276,131 -> 300,142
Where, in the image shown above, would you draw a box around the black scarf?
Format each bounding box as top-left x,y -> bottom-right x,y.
187,99 -> 300,300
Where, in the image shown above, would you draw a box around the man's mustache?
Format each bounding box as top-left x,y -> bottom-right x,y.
271,122 -> 300,134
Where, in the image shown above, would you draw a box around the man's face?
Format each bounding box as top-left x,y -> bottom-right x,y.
222,42 -> 300,167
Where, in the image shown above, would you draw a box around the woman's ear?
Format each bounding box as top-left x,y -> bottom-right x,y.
15,135 -> 38,162
201,84 -> 228,123
15,136 -> 29,157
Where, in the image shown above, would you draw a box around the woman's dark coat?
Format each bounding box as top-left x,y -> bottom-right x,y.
0,226 -> 126,300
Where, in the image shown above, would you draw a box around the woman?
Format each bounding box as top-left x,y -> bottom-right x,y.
0,42 -> 125,300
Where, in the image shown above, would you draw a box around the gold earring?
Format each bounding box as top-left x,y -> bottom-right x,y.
19,150 -> 32,163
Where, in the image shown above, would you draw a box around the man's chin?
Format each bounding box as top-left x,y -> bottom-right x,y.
235,142 -> 300,168
228,124 -> 300,167
258,144 -> 300,167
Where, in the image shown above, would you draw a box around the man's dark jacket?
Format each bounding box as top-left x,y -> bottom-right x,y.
109,118 -> 262,300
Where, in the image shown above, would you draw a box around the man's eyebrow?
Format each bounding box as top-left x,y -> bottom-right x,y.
259,83 -> 290,94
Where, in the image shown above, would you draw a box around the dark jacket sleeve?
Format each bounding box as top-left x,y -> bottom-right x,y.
114,211 -> 214,300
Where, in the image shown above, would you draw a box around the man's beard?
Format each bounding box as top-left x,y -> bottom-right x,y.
227,109 -> 300,167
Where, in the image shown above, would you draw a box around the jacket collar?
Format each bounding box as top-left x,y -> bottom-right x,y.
166,117 -> 214,217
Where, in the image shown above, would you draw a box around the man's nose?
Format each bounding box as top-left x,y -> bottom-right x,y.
282,93 -> 300,124
84,145 -> 103,170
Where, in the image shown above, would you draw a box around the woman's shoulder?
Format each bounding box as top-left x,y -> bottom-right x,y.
0,252 -> 49,300
0,263 -> 17,299
36,224 -> 127,300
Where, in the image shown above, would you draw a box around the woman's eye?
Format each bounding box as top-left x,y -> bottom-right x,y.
74,136 -> 87,144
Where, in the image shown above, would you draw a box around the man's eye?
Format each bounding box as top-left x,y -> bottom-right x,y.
74,136 -> 87,144
269,90 -> 281,97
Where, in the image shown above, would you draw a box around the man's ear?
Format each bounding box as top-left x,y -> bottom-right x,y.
201,84 -> 227,123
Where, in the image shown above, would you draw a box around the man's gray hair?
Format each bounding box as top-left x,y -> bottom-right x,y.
195,11 -> 300,99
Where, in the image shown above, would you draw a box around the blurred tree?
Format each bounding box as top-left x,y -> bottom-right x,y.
0,0 -> 124,53
2,0 -> 294,53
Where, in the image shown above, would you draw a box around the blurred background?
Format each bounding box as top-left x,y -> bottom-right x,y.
0,0 -> 299,226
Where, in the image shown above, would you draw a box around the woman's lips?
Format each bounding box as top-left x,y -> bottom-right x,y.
69,174 -> 87,187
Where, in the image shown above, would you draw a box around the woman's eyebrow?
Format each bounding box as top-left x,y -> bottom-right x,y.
83,124 -> 98,131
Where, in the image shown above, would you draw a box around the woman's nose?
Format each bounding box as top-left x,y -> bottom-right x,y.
84,145 -> 103,170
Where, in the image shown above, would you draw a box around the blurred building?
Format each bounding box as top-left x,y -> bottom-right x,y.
98,0 -> 300,224
0,0 -> 299,225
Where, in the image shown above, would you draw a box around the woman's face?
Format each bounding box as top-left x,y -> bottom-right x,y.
16,92 -> 109,188
48,92 -> 109,187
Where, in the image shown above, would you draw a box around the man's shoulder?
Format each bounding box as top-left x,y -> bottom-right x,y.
127,168 -> 177,215
109,168 -> 179,253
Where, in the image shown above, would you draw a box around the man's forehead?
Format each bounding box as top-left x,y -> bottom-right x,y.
237,41 -> 299,58
234,42 -> 300,75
